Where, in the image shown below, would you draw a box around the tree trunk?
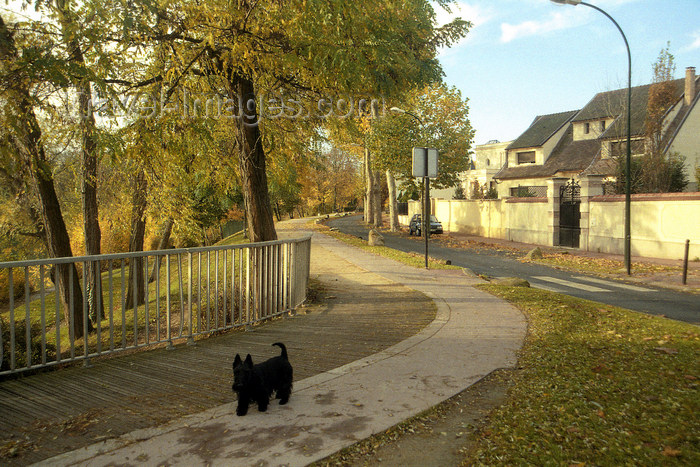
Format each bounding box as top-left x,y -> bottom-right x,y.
125,170 -> 147,309
229,74 -> 277,242
274,202 -> 282,221
364,147 -> 375,225
149,217 -> 173,283
78,64 -> 103,322
0,16 -> 88,339
386,170 -> 399,231
55,0 -> 104,323
372,169 -> 382,228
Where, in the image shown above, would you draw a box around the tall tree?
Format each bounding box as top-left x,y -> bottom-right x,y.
368,83 -> 475,228
615,42 -> 688,193
53,0 -> 104,321
0,16 -> 89,338
140,0 -> 465,240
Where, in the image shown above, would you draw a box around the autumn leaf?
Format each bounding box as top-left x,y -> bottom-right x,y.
662,446 -> 681,457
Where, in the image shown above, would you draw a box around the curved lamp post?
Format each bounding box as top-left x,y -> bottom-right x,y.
390,106 -> 430,269
551,0 -> 632,275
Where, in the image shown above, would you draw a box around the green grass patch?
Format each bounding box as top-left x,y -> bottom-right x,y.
469,285 -> 699,465
319,226 -> 460,270
216,230 -> 248,246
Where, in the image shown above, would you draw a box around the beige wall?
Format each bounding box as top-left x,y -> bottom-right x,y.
572,118 -> 614,141
433,199 -> 506,239
472,141 -> 510,170
403,191 -> 700,261
408,198 -> 550,246
504,199 -> 551,245
589,193 -> 700,260
507,146 -> 543,166
668,102 -> 700,192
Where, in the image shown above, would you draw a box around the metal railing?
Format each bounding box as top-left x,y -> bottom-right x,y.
509,185 -> 547,198
0,235 -> 311,377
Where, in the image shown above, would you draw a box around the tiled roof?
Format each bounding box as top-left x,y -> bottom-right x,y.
573,79 -> 686,139
495,76 -> 693,182
496,126 -> 600,180
581,156 -> 617,177
506,110 -> 579,150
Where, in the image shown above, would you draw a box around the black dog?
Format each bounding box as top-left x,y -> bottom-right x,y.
232,342 -> 293,416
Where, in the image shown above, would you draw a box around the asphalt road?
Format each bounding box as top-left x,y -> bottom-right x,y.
327,215 -> 700,325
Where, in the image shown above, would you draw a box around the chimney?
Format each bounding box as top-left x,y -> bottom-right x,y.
685,66 -> 696,106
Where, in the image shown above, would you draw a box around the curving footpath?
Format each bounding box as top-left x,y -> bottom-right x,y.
35,229 -> 526,467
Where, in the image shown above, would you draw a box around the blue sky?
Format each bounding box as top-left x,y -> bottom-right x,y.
435,0 -> 700,145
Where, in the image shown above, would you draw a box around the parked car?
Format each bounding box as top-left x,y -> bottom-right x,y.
408,214 -> 443,236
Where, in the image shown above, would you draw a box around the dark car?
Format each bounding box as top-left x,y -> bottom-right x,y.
408,214 -> 443,236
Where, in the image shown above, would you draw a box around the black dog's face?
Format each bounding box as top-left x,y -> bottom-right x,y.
232,353 -> 254,393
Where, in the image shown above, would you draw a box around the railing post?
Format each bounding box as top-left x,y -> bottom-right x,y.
245,247 -> 252,331
55,264 -> 61,362
39,264 -> 46,365
9,268 -> 15,370
0,235 -> 311,377
166,255 -> 174,350
187,252 -> 195,345
82,263 -> 92,368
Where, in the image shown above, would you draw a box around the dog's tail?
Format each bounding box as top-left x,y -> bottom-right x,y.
272,342 -> 288,360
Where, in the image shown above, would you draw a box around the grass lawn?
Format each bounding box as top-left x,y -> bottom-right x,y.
313,219 -> 699,465
311,222 -> 461,270
470,285 -> 699,465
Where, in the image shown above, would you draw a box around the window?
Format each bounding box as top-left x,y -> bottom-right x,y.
600,120 -> 606,131
517,151 -> 536,164
584,122 -> 590,134
486,158 -> 491,167
610,139 -> 646,157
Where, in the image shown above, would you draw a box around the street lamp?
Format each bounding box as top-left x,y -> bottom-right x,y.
390,106 -> 431,269
550,0 -> 632,275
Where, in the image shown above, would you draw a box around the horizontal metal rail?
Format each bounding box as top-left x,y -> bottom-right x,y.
0,235 -> 311,376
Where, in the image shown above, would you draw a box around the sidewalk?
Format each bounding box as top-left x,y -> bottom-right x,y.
34,228 -> 526,467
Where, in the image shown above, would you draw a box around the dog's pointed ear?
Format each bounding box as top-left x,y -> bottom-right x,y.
244,354 -> 253,367
233,354 -> 241,367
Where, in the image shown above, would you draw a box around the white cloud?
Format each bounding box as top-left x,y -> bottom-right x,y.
500,10 -> 580,43
681,30 -> 700,52
434,1 -> 494,28
434,2 -> 496,57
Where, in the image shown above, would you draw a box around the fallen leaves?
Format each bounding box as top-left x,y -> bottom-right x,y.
653,347 -> 679,355
472,284 -> 700,466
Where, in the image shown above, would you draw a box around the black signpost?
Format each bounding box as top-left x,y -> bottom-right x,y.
412,148 -> 438,269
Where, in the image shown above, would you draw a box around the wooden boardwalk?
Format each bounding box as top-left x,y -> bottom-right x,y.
0,238 -> 436,465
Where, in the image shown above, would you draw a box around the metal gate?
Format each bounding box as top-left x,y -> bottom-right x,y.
559,179 -> 581,248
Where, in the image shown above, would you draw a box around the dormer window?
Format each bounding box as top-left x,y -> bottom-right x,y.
517,151 -> 536,164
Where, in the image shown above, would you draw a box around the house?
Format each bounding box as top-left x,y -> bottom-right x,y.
494,66 -> 700,195
459,140 -> 511,198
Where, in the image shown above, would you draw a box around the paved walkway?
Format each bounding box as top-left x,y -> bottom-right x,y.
34,228 -> 526,466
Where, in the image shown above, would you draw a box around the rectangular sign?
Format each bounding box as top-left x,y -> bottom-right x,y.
412,147 -> 438,178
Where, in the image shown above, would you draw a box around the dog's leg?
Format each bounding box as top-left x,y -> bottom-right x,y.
256,393 -> 269,412
236,395 -> 250,416
278,386 -> 291,405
